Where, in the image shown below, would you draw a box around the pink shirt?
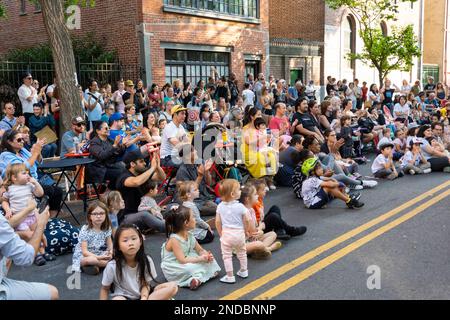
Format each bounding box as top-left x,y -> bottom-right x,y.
269,116 -> 290,135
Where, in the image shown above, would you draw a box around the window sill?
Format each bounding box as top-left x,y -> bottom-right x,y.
19,12 -> 27,16
163,5 -> 260,25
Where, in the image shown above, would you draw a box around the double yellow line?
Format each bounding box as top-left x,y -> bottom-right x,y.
221,180 -> 450,300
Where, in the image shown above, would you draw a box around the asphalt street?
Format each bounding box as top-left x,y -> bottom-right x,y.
8,163 -> 450,300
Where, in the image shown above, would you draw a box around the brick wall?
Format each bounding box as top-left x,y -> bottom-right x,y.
142,0 -> 270,87
269,0 -> 325,41
0,0 -> 142,84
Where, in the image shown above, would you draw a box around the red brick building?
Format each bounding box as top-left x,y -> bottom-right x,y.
0,0 -> 269,88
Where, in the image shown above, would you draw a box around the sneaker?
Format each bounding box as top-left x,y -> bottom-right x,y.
409,169 -> 416,175
362,180 -> 378,188
34,254 -> 46,266
287,226 -> 307,237
387,172 -> 397,180
443,166 -> 450,173
349,184 -> 364,190
350,192 -> 362,201
264,186 -> 270,192
269,184 -> 277,190
275,229 -> 291,240
423,168 -> 432,174
220,275 -> 236,284
236,270 -> 249,278
271,241 -> 283,252
346,197 -> 365,209
81,265 -> 100,275
250,249 -> 272,260
189,278 -> 202,290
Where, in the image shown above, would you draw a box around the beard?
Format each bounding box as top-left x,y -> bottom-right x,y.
134,165 -> 148,174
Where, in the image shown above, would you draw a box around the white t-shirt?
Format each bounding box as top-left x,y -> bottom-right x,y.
160,121 -> 187,159
393,103 -> 410,118
102,257 -> 157,300
216,200 -> 247,230
419,138 -> 433,160
46,84 -> 57,105
401,150 -> 424,168
368,91 -> 380,103
393,138 -> 406,151
242,89 -> 255,107
371,154 -> 389,173
18,84 -> 38,113
301,177 -> 324,208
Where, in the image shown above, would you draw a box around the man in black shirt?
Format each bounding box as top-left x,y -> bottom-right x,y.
116,150 -> 166,232
121,80 -> 136,110
424,76 -> 436,97
291,98 -> 324,143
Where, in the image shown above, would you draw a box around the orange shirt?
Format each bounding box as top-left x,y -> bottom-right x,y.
253,197 -> 264,224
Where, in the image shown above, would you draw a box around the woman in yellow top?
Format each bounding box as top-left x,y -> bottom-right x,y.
241,107 -> 278,188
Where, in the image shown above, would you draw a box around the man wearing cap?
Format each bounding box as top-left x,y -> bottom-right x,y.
17,73 -> 38,125
60,116 -> 87,158
160,105 -> 189,167
116,149 -> 166,232
0,103 -> 26,137
121,80 -> 136,110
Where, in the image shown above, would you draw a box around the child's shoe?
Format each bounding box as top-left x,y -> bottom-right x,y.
423,168 -> 432,174
236,269 -> 249,278
271,241 -> 282,252
220,275 -> 236,284
409,169 -> 416,175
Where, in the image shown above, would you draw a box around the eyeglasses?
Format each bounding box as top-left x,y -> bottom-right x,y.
26,77 -> 32,80
15,138 -> 24,143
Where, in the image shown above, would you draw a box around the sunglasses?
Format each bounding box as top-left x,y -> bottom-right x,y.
75,123 -> 85,127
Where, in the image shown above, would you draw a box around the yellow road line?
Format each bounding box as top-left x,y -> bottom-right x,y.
254,188 -> 450,300
220,180 -> 450,300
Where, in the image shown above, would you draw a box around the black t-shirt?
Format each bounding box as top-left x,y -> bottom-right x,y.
122,92 -> 138,109
383,88 -> 395,104
116,170 -> 145,215
292,112 -> 318,134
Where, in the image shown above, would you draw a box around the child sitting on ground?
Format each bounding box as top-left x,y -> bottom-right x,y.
138,180 -> 165,222
377,127 -> 394,152
301,157 -> 364,209
106,191 -> 125,237
292,150 -> 315,200
253,178 -> 307,240
240,184 -> 281,259
392,128 -> 406,160
72,202 -> 112,275
215,179 -> 250,284
101,224 -> 178,300
161,205 -> 221,290
401,138 -> 432,175
178,181 -> 215,244
1,163 -> 55,265
371,143 -> 405,180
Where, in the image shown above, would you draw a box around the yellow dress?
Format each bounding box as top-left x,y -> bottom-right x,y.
241,125 -> 278,178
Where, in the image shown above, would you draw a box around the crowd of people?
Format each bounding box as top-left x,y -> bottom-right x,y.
1,69 -> 450,300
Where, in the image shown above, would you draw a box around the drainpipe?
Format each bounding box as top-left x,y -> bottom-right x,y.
137,23 -> 153,87
418,0 -> 425,82
444,0 -> 449,86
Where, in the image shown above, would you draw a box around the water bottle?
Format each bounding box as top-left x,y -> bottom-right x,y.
222,130 -> 228,145
73,136 -> 80,154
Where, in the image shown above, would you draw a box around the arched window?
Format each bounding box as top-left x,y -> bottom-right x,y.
380,21 -> 388,36
343,15 -> 356,70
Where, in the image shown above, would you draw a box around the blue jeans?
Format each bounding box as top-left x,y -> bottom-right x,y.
41,143 -> 57,158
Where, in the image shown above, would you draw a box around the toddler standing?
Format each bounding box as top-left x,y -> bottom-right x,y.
215,179 -> 250,284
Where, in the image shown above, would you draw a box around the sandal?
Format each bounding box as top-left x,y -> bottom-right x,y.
34,254 -> 46,266
43,253 -> 56,261
189,278 -> 202,290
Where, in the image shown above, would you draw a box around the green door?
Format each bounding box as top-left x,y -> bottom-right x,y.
290,69 -> 303,86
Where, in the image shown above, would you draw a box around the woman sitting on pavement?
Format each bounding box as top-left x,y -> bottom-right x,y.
0,129 -> 63,218
416,124 -> 450,172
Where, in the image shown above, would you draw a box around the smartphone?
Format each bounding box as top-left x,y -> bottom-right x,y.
38,196 -> 49,214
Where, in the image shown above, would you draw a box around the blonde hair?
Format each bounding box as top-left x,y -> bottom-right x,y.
218,179 -> 241,201
106,191 -> 123,211
4,163 -> 28,189
177,181 -> 197,201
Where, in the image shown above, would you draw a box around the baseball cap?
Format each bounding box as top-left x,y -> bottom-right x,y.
407,123 -> 420,130
123,149 -> 145,165
110,112 -> 125,122
171,105 -> 187,116
125,80 -> 134,87
379,142 -> 394,150
409,137 -> 423,147
71,116 -> 86,125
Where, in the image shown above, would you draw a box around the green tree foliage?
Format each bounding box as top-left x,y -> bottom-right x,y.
325,0 -> 421,85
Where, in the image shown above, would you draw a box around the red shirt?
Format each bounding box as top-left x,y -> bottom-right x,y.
269,116 -> 290,135
252,197 -> 264,224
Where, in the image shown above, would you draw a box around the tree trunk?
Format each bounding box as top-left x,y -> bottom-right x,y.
378,69 -> 384,88
39,0 -> 82,137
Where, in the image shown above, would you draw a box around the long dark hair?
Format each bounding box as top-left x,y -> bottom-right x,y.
164,205 -> 192,238
92,121 -> 107,139
0,129 -> 20,153
113,224 -> 156,292
243,106 -> 259,127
